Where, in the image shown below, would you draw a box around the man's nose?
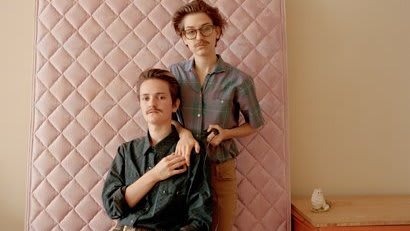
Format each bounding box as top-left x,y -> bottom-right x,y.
195,30 -> 204,39
148,97 -> 158,106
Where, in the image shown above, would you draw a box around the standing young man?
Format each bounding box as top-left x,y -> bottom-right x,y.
170,1 -> 265,230
102,69 -> 211,231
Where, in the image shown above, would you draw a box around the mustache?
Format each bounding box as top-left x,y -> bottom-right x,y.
146,107 -> 161,114
195,40 -> 209,47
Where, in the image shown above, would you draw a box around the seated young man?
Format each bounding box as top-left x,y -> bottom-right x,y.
102,69 -> 212,231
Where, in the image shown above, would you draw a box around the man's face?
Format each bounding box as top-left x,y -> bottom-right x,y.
182,12 -> 221,56
139,79 -> 179,126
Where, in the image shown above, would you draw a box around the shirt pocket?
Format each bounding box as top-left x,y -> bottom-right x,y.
205,91 -> 233,115
154,177 -> 187,215
160,176 -> 187,203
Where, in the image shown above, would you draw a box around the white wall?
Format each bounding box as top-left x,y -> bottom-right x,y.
287,0 -> 410,196
0,0 -> 34,230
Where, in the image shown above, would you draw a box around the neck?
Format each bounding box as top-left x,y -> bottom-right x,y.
194,55 -> 218,80
148,124 -> 173,146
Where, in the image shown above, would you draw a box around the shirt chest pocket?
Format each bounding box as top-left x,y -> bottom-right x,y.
158,177 -> 187,203
205,91 -> 233,111
166,176 -> 186,194
152,176 -> 188,214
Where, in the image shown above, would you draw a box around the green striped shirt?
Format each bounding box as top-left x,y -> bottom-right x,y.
170,55 -> 264,162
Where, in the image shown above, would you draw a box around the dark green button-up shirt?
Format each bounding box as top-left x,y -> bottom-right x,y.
102,127 -> 211,231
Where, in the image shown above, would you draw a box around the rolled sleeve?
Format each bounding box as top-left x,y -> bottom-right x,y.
237,78 -> 265,129
102,145 -> 130,219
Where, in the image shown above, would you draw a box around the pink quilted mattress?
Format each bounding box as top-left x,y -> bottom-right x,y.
26,0 -> 289,230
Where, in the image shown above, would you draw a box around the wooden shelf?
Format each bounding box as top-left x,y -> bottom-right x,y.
291,195 -> 410,231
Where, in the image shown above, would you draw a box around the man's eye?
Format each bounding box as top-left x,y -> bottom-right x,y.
141,97 -> 149,101
159,96 -> 166,100
202,25 -> 212,31
185,30 -> 195,35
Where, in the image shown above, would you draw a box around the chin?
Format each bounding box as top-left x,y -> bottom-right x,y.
195,50 -> 212,56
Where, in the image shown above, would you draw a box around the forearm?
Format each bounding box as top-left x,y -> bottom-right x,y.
172,120 -> 192,138
223,123 -> 257,140
124,171 -> 158,208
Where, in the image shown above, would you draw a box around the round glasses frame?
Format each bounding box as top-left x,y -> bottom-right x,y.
182,24 -> 215,40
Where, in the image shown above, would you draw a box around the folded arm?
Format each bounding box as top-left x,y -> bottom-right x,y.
102,146 -> 187,218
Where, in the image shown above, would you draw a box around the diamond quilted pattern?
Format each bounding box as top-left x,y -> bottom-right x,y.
52,19 -> 75,43
61,151 -> 88,177
76,136 -> 102,162
38,34 -> 60,58
46,195 -> 71,222
28,1 -> 289,230
50,48 -> 74,73
92,62 -> 116,86
60,211 -> 86,231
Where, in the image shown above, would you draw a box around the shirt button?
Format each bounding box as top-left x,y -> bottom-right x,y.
148,166 -> 153,170
162,190 -> 166,194
220,100 -> 224,103
197,114 -> 201,117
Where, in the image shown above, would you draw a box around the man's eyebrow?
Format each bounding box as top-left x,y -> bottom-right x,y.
184,23 -> 213,29
140,92 -> 167,96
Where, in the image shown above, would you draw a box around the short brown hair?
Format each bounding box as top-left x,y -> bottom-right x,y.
136,69 -> 180,104
172,0 -> 227,39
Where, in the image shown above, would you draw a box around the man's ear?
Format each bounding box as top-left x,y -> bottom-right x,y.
215,26 -> 222,39
172,99 -> 180,112
182,35 -> 188,46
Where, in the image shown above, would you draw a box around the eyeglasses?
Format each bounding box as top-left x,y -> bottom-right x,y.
182,24 -> 215,40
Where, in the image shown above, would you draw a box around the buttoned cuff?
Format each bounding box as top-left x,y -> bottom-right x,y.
113,186 -> 130,215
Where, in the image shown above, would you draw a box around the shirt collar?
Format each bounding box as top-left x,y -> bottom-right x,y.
143,126 -> 179,156
185,54 -> 229,75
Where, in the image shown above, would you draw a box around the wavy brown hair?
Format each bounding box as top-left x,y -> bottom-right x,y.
136,69 -> 181,105
172,0 -> 227,42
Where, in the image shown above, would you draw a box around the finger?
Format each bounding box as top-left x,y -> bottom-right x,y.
207,132 -> 215,143
184,145 -> 190,158
166,153 -> 178,159
167,154 -> 186,165
162,155 -> 173,161
184,152 -> 191,167
171,166 -> 187,175
194,141 -> 201,154
210,137 -> 220,146
182,145 -> 190,166
174,145 -> 182,156
207,124 -> 216,132
171,159 -> 187,169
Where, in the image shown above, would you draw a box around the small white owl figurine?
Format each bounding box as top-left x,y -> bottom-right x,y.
311,188 -> 330,211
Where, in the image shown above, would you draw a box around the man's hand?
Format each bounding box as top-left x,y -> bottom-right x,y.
206,124 -> 227,146
150,153 -> 187,181
175,129 -> 200,166
124,153 -> 187,207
